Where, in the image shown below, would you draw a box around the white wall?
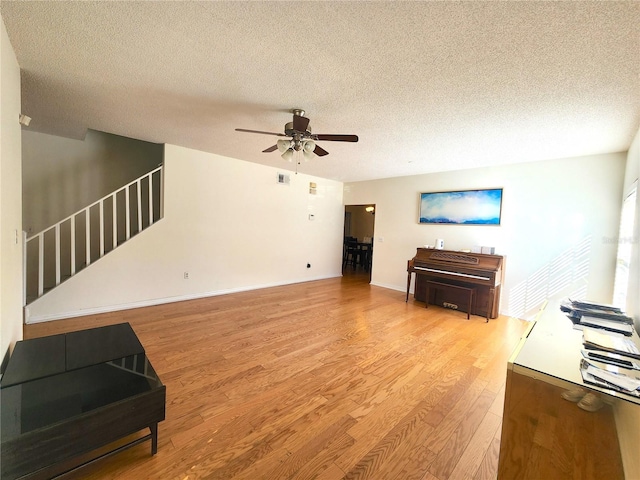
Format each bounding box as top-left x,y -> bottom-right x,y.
0,16 -> 23,363
26,144 -> 344,322
344,153 -> 626,319
622,126 -> 640,331
22,129 -> 162,234
614,125 -> 640,480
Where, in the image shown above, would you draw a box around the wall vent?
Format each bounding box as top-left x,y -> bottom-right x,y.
277,172 -> 290,185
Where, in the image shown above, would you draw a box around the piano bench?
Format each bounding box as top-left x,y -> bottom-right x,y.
425,281 -> 478,321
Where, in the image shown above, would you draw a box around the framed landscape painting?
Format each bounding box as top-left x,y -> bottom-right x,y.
419,188 -> 503,225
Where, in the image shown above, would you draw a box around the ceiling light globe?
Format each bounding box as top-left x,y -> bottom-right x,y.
277,139 -> 293,153
303,140 -> 315,153
303,150 -> 315,162
282,149 -> 294,162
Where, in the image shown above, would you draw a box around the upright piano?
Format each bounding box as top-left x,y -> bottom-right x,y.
406,248 -> 505,320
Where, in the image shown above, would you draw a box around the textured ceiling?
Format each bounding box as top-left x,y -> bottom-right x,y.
2,1 -> 639,182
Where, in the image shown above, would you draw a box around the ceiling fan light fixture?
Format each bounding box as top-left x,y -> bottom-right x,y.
236,109 -> 358,164
281,149 -> 294,162
277,139 -> 293,153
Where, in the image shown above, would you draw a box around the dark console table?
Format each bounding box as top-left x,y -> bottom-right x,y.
0,323 -> 165,479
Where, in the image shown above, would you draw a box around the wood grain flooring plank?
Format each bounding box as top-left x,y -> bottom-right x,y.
197,375 -> 294,423
338,363 -> 455,478
348,361 -> 426,420
336,396 -> 426,472
448,411 -> 502,480
313,463 -> 348,480
361,409 -> 437,480
427,385 -> 495,478
262,415 -> 357,480
171,395 -> 330,479
473,431 -> 502,480
410,338 -> 475,378
165,416 -> 258,476
219,445 -> 292,480
422,363 -> 483,429
200,440 -> 274,480
222,358 -> 324,401
343,413 -> 420,480
379,443 -> 438,480
291,365 -> 364,399
421,472 -> 441,480
265,396 -> 359,454
488,383 -> 506,417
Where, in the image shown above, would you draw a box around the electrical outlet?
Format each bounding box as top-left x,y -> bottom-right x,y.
184,272 -> 189,279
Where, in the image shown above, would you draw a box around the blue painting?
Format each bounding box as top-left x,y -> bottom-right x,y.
419,188 -> 503,225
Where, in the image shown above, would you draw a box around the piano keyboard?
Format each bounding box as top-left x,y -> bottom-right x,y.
413,266 -> 491,282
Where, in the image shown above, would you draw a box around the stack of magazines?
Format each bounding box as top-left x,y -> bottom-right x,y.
561,299 -> 640,397
579,323 -> 640,398
580,357 -> 640,398
560,298 -> 635,336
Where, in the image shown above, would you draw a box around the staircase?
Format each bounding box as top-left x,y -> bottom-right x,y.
24,165 -> 164,304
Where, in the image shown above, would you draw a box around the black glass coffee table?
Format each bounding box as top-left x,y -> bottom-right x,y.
1,323 -> 165,479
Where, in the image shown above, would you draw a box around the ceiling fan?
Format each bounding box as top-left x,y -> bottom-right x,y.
235,109 -> 358,162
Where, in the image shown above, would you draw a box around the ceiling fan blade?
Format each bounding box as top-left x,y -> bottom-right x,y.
262,145 -> 278,153
235,128 -> 286,137
292,114 -> 310,132
314,134 -> 359,142
314,145 -> 329,156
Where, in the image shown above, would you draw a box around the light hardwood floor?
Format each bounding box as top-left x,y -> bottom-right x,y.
24,274 -> 528,480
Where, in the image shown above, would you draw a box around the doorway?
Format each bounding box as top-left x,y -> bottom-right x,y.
343,204 -> 375,282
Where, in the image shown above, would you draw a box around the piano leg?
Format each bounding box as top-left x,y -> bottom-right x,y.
486,288 -> 495,322
406,272 -> 412,302
425,284 -> 429,309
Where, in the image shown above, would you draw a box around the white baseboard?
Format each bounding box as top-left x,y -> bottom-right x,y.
24,274 -> 341,324
369,280 -> 407,293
